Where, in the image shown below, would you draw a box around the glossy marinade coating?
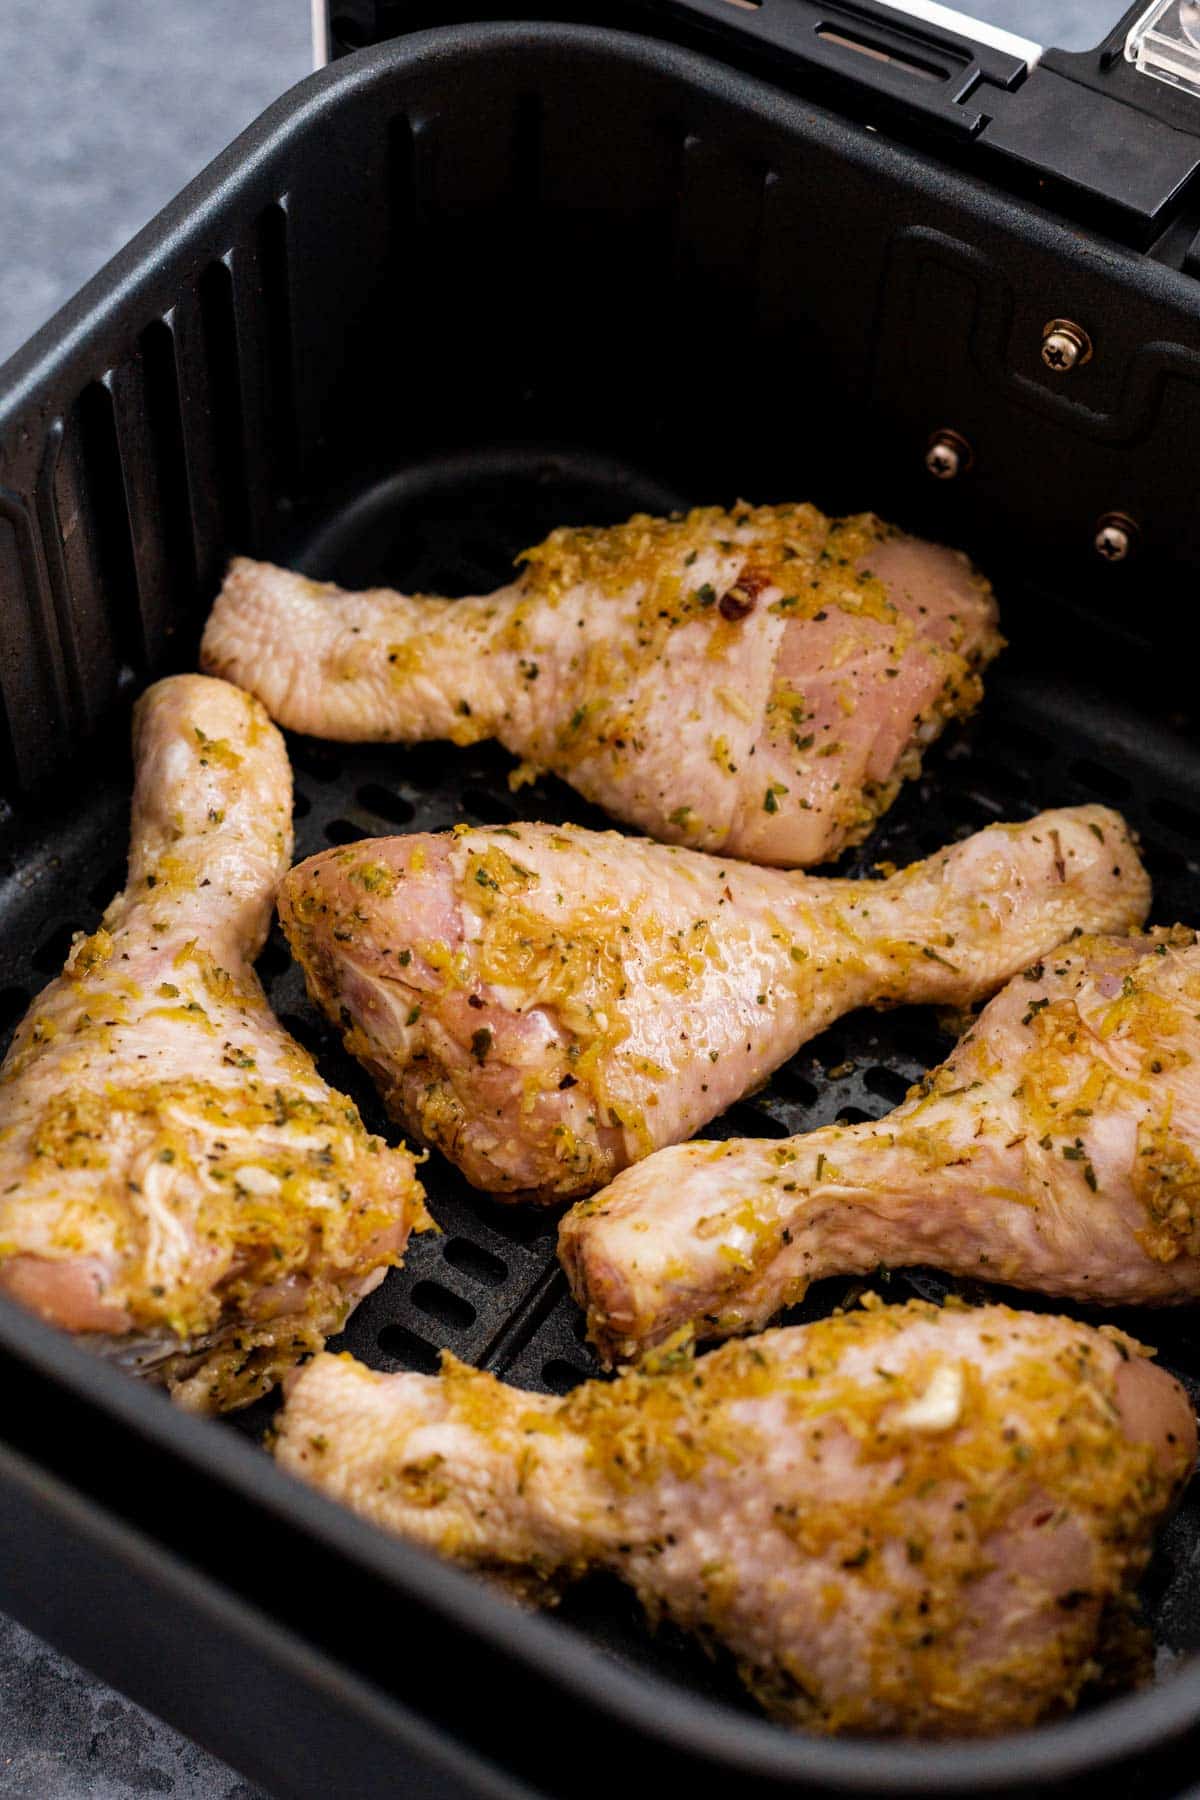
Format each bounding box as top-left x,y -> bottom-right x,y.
0,675 -> 427,1411
275,1299 -> 1194,1737
278,808 -> 1147,1200
201,501 -> 1002,867
563,927 -> 1200,1361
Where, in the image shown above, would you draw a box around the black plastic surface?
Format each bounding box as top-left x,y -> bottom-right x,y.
3,20 -> 1200,1800
325,2 -> 1200,242
616,0 -> 1027,139
981,66 -> 1200,237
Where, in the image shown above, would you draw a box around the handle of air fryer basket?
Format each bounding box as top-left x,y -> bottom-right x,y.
617,0 -> 1032,138
321,0 -> 1200,247
322,0 -> 1029,136
626,0 -> 1200,239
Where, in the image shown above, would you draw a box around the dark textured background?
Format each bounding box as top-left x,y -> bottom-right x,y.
0,0 -> 1122,1795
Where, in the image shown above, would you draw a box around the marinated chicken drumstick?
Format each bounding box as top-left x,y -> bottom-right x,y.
201,502 -> 1002,866
563,926 -> 1200,1363
0,676 -> 426,1412
276,1299 -> 1193,1737
278,808 -> 1147,1201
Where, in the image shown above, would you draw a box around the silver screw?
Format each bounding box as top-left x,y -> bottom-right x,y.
925,429 -> 971,481
1042,319 -> 1092,374
1093,512 -> 1138,563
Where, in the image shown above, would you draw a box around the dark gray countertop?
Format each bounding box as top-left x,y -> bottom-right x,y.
0,1614 -> 260,1800
0,0 -> 308,367
0,0 -> 1123,1795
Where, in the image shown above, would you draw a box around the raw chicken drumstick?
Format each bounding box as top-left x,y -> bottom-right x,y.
275,1298 -> 1194,1737
0,676 -> 426,1412
278,808 -> 1148,1201
201,502 -> 1002,867
562,925 -> 1200,1364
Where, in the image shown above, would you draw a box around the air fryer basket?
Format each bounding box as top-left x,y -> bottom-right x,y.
4,21 -> 1200,1799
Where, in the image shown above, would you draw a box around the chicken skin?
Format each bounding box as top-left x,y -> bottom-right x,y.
278,808 -> 1147,1202
201,502 -> 1002,867
275,1299 -> 1194,1737
0,676 -> 426,1412
563,927 -> 1200,1364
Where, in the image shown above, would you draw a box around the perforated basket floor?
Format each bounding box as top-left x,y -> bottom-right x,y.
2,442 -> 1200,1715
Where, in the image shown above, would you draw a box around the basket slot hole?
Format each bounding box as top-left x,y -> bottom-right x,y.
811,1034 -> 848,1069
891,1024 -> 949,1066
1069,758 -> 1131,801
476,1203 -> 557,1246
323,818 -> 364,846
32,921 -> 80,974
836,1105 -> 876,1126
541,1358 -> 588,1396
461,785 -> 519,826
411,1280 -> 477,1332
863,1065 -> 911,1106
395,745 -> 454,791
718,1101 -> 790,1139
376,1324 -> 441,1374
292,789 -> 313,820
357,783 -> 416,826
442,1238 -> 508,1288
771,1066 -> 819,1107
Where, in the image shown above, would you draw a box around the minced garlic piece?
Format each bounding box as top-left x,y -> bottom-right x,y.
891,1363 -> 964,1433
232,1164 -> 283,1197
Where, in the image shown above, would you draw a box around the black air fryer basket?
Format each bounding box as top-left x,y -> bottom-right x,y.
5,10 -> 1200,1797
